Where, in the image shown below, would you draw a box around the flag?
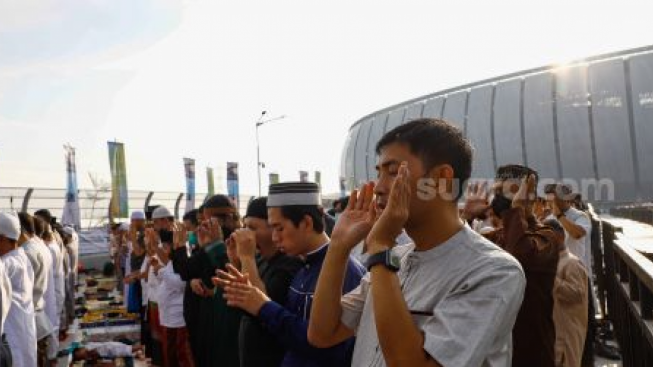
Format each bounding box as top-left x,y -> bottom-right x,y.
107,141 -> 129,218
314,171 -> 321,188
184,158 -> 196,213
227,162 -> 240,209
207,167 -> 215,196
299,170 -> 309,183
269,173 -> 280,185
62,145 -> 81,229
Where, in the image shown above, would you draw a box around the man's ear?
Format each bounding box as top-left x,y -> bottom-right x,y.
301,214 -> 314,232
429,164 -> 456,200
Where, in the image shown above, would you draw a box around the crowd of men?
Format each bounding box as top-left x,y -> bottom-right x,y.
0,118 -> 620,367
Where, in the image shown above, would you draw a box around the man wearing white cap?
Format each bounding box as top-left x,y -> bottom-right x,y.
0,212 -> 38,367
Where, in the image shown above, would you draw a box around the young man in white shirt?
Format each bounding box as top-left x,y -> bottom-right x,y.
0,212 -> 38,367
0,213 -> 15,367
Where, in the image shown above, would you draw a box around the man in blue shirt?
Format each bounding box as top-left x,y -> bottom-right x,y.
218,182 -> 365,367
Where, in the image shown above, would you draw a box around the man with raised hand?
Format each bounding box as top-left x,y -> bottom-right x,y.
308,118 -> 526,367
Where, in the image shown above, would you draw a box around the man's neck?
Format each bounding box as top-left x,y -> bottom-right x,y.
302,232 -> 330,256
407,206 -> 464,252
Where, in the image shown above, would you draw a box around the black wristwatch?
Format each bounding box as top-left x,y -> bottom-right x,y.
365,249 -> 400,272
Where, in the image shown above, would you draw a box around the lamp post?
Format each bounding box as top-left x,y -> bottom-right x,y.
256,112 -> 287,196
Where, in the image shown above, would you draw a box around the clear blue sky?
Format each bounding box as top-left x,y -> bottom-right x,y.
1,0 -> 651,196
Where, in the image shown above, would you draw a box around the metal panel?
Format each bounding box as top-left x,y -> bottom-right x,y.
422,97 -> 445,119
629,53 -> 653,199
494,79 -> 524,167
403,103 -> 425,123
589,60 -> 637,202
523,73 -> 559,180
555,65 -> 597,184
354,118 -> 373,184
442,91 -> 468,131
367,113 -> 389,180
466,86 -> 494,178
343,124 -> 361,189
384,108 -> 406,133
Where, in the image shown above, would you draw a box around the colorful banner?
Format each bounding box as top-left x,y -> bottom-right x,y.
269,173 -> 280,185
339,177 -> 347,197
227,162 -> 239,209
184,158 -> 196,213
314,171 -> 321,188
107,141 -> 129,218
207,167 -> 215,196
299,170 -> 309,183
61,145 -> 81,230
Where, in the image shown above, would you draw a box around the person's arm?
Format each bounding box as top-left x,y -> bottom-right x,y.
500,207 -> 555,268
555,260 -> 588,305
309,183 -> 375,348
232,229 -> 266,292
558,214 -> 588,239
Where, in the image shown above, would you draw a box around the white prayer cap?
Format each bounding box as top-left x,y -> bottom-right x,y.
0,212 -> 21,241
268,182 -> 321,207
131,211 -> 146,220
62,226 -> 76,236
119,222 -> 130,232
152,206 -> 173,220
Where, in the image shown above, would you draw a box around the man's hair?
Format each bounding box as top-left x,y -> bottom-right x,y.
183,209 -> 200,226
376,118 -> 472,201
33,216 -> 46,238
18,212 -> 35,236
495,164 -> 539,185
339,196 -> 349,209
34,209 -> 54,225
544,183 -> 572,197
280,205 -> 325,233
204,194 -> 236,209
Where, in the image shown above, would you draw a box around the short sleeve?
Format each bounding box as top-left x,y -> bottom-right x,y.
340,272 -> 370,332
423,263 -> 525,367
574,213 -> 592,235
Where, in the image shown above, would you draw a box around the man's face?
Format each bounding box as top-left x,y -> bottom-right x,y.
131,219 -> 146,231
374,142 -> 436,229
183,219 -> 196,232
203,206 -> 241,238
153,218 -> 172,231
0,236 -> 11,256
491,179 -> 521,200
268,207 -> 308,257
245,217 -> 274,254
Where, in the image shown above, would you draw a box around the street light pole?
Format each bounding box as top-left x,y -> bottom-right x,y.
256,112 -> 286,196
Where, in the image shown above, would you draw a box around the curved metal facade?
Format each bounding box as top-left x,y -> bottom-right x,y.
342,46 -> 653,204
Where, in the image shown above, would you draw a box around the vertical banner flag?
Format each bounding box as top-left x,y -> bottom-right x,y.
108,141 -> 129,218
227,162 -> 240,209
62,144 -> 81,229
314,171 -> 322,189
269,173 -> 280,185
299,170 -> 309,183
207,167 -> 215,196
339,177 -> 346,197
184,158 -> 196,213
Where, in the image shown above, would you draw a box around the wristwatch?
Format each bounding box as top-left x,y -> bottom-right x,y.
365,249 -> 400,272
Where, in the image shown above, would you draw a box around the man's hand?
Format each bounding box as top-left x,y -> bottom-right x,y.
144,228 -> 160,253
172,222 -> 187,250
366,162 -> 411,254
231,229 -> 257,260
462,181 -> 490,221
330,182 -> 376,251
512,174 -> 536,211
197,218 -> 223,246
190,278 -> 211,297
213,263 -> 250,288
223,278 -> 271,316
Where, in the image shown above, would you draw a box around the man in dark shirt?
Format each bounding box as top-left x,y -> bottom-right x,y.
227,197 -> 303,367
464,164 -> 560,367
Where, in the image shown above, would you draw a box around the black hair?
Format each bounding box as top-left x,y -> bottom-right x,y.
339,196 -> 349,209
33,216 -> 46,238
376,118 -> 472,201
204,194 -> 236,209
245,197 -> 268,220
331,199 -> 340,209
18,212 -> 35,236
34,209 -> 54,225
280,205 -> 325,233
496,164 -> 540,185
183,209 -> 200,226
159,229 -> 173,244
543,183 -> 572,198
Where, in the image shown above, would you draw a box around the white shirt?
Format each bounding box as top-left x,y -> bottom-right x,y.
156,262 -> 186,328
140,257 -> 149,306
85,341 -> 132,358
22,238 -> 54,340
47,240 -> 66,329
341,225 -> 526,367
42,242 -> 58,331
562,207 -> 592,270
0,259 -> 12,336
2,247 -> 37,367
146,256 -> 161,304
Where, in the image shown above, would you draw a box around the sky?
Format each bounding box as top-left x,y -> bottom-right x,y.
1,0 -> 652,197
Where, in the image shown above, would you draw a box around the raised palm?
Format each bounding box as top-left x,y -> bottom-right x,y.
330,182 -> 376,251
462,181 -> 490,220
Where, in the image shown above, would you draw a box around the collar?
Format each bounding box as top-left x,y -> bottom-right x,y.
204,241 -> 226,255
406,225 -> 474,262
304,241 -> 330,265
